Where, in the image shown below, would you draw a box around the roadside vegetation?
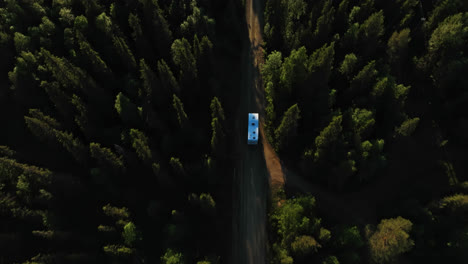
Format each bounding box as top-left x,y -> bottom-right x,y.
263,0 -> 468,263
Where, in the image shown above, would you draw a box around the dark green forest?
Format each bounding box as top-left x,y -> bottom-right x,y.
263,0 -> 468,263
0,0 -> 244,263
0,0 -> 467,264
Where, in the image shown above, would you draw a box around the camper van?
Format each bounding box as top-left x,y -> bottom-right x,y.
248,113 -> 259,145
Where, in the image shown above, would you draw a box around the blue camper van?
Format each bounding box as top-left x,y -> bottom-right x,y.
248,113 -> 259,145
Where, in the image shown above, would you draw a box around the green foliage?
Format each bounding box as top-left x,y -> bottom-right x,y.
262,51 -> 283,86
429,12 -> 468,58
122,222 -> 141,247
369,217 -> 414,263
28,109 -> 61,130
139,59 -> 156,99
96,12 -> 113,36
112,35 -> 137,69
335,226 -> 364,248
170,157 -> 185,176
308,42 -> 335,86
98,225 -> 115,233
189,193 -> 216,213
372,77 -> 389,99
0,145 -> 16,157
171,38 -> 197,81
115,92 -> 140,125
24,110 -> 86,164
291,235 -> 321,257
129,129 -> 152,162
272,196 -> 318,247
128,12 -> 143,41
74,15 -> 88,32
102,204 -> 130,220
318,227 -> 332,243
40,48 -> 98,94
282,0 -> 308,50
158,59 -> 180,93
210,97 -> 225,121
342,22 -> 360,47
312,115 -> 343,162
314,0 -> 335,44
265,81 -> 276,140
76,32 -> 111,75
152,163 -> 161,175
395,117 -> 420,137
13,32 -> 31,53
359,10 -> 385,42
161,249 -> 184,264
351,108 -> 375,138
210,117 -> 224,154
89,142 -> 125,173
425,0 -> 468,32
70,94 -> 89,135
339,53 -> 358,78
180,1 -> 215,38
58,7 -> 75,26
39,16 -> 56,37
439,194 -> 468,213
0,1 -> 224,262
350,60 -> 378,94
103,244 -> 133,257
387,28 -> 411,63
322,255 -> 340,264
172,94 -> 188,128
348,6 -> 362,25
274,104 -> 301,152
280,47 -> 308,94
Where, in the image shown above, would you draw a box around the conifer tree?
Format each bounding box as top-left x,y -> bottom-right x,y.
129,129 -> 152,163
274,104 -> 301,152
171,38 -> 197,83
115,92 -> 140,126
172,94 -> 188,128
90,142 -> 125,174
157,59 -> 180,94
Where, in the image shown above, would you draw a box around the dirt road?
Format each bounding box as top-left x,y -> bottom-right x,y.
231,0 -> 284,263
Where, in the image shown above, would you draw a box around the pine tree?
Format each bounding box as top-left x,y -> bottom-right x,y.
89,142 -> 125,174
115,92 -> 140,126
112,34 -> 137,70
171,38 -> 197,83
74,15 -> 88,33
157,59 -> 180,94
95,12 -> 113,37
280,46 -> 308,95
76,32 -> 111,76
139,59 -> 157,101
311,115 -> 343,163
339,53 -> 358,79
170,157 -> 185,176
274,104 -> 301,152
210,97 -> 225,121
129,129 -> 152,162
172,94 -> 188,128
350,60 -> 378,96
313,0 -> 335,47
13,32 -> 31,53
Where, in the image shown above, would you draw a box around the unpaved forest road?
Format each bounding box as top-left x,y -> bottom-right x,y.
231,0 -> 284,263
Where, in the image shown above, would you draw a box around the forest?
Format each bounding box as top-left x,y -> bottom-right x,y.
0,0 -> 244,263
0,0 -> 467,264
262,0 -> 468,263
